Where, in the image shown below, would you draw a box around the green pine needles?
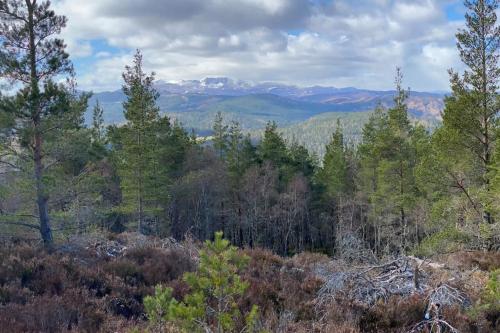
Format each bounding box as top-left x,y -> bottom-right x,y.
144,232 -> 260,333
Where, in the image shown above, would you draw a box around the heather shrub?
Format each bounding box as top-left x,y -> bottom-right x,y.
359,295 -> 426,332
139,249 -> 195,285
0,239 -> 196,332
240,248 -> 323,330
105,259 -> 145,286
441,251 -> 500,271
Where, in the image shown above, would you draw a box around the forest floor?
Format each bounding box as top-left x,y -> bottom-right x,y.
0,232 -> 498,332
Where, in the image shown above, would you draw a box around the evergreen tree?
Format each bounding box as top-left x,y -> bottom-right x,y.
317,121 -> 350,200
152,117 -> 193,235
358,105 -> 388,198
91,100 -> 105,143
258,121 -> 288,167
492,139 -> 500,214
289,140 -> 316,178
0,0 -> 84,244
117,50 -> 160,233
226,121 -> 244,181
144,232 -> 259,333
377,69 -> 417,249
441,0 -> 499,223
213,112 -> 228,159
240,134 -> 258,170
358,69 -> 422,252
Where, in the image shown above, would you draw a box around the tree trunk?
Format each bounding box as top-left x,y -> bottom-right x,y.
480,1 -> 493,224
35,134 -> 53,244
27,0 -> 52,244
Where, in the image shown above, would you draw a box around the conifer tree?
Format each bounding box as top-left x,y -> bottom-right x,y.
258,121 -> 288,167
91,100 -> 105,143
441,0 -> 499,223
213,112 -> 228,159
289,140 -> 316,178
226,120 -> 244,181
144,232 -> 259,333
0,0 -> 84,244
240,134 -> 258,170
317,121 -> 350,200
378,69 -> 416,249
358,69 -> 421,251
118,50 -> 160,233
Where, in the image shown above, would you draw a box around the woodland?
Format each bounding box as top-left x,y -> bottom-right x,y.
0,0 -> 499,332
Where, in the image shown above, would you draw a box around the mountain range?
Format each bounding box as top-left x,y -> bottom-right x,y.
87,77 -> 445,131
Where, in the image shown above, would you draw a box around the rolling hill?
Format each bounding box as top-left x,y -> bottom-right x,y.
86,77 -> 445,137
272,111 -> 440,160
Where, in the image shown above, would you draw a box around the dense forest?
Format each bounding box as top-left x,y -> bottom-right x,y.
0,1 -> 499,332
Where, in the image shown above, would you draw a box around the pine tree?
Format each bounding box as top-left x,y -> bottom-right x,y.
91,100 -> 105,143
0,0 -> 83,244
144,232 -> 259,333
118,50 -> 160,233
358,105 -> 388,197
151,116 -> 193,235
258,121 -> 288,167
289,140 -> 316,178
240,134 -> 258,170
492,142 -> 500,214
441,0 -> 499,223
358,69 -> 421,252
317,121 -> 350,200
226,121 -> 244,181
213,112 -> 228,159
378,69 -> 416,249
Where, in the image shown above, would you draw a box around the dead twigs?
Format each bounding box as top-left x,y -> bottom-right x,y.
317,257 -> 426,307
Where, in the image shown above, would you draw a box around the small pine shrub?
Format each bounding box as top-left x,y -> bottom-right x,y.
483,269 -> 500,311
144,232 -> 260,333
470,269 -> 500,331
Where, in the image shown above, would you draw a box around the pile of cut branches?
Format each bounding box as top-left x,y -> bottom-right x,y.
315,256 -> 473,332
317,257 -> 426,307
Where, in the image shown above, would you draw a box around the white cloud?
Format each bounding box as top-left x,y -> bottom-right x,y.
95,51 -> 112,58
53,0 -> 465,92
66,39 -> 93,58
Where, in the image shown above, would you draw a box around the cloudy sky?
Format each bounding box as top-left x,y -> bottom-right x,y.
53,0 -> 467,92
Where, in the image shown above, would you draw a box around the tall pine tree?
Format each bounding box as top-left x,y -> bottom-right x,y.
358,69 -> 422,252
441,0 -> 499,223
118,50 -> 160,233
0,0 -> 84,244
212,111 -> 228,159
317,121 -> 350,201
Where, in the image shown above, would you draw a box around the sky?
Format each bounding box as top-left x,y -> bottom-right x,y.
52,0 -> 468,92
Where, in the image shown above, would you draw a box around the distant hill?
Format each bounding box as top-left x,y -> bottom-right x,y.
271,111 -> 440,160
86,77 -> 445,135
277,112 -> 372,159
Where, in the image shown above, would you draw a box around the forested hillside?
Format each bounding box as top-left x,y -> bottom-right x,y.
85,80 -> 445,134
275,111 -> 440,160
0,1 -> 499,332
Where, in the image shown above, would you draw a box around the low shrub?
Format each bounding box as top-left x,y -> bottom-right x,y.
144,232 -> 259,333
413,226 -> 470,257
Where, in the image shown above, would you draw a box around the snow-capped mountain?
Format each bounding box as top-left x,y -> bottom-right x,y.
88,77 -> 445,134
154,77 -> 351,97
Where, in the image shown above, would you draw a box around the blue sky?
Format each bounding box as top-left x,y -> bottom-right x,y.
54,0 -> 467,92
445,1 -> 466,20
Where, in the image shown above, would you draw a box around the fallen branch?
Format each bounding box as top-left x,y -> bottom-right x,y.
408,318 -> 459,333
407,255 -> 446,270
